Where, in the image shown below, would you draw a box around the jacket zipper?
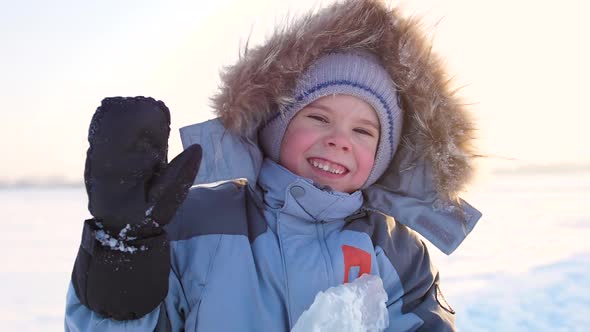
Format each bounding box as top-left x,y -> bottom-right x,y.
316,220 -> 335,285
276,212 -> 293,329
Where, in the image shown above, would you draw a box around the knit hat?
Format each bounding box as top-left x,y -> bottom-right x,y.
259,51 -> 403,189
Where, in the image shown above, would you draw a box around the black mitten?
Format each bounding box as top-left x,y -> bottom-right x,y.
72,96 -> 201,320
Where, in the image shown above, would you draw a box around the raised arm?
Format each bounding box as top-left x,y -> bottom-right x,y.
67,97 -> 201,324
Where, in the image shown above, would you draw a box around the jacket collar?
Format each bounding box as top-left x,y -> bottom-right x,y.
180,120 -> 481,254
258,158 -> 363,222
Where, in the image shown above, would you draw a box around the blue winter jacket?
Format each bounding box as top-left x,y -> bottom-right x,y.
66,118 -> 480,331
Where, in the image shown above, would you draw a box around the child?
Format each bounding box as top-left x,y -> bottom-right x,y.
66,0 -> 481,331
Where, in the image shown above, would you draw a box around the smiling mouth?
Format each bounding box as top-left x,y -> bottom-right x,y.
307,157 -> 349,175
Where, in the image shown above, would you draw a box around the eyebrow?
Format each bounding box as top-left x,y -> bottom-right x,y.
309,101 -> 380,131
308,101 -> 334,113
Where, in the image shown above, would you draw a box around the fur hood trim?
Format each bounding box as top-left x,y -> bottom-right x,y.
211,0 -> 478,201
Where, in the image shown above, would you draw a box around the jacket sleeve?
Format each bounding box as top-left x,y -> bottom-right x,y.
373,218 -> 456,332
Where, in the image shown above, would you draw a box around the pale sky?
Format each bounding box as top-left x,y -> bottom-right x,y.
1,0 -> 589,182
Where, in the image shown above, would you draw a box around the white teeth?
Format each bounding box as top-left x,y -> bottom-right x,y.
309,159 -> 345,174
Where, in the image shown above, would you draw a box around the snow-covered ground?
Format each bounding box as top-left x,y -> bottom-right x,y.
428,170 -> 590,331
1,170 -> 589,331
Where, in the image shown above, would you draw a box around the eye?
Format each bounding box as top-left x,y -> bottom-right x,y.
307,114 -> 328,123
354,128 -> 375,137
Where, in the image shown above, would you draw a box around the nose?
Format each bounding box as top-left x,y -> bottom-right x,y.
325,131 -> 351,152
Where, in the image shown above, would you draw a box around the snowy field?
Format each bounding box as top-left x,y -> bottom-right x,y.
1,170 -> 589,331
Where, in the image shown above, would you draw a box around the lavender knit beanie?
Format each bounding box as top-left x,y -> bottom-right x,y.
259,51 -> 403,189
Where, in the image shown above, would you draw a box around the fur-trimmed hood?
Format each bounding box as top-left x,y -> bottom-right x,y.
212,0 -> 477,202
199,0 -> 481,254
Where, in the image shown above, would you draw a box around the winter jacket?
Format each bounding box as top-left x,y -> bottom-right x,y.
66,0 -> 481,331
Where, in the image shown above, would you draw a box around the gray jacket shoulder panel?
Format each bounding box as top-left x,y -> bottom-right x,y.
164,180 -> 267,242
344,212 -> 436,314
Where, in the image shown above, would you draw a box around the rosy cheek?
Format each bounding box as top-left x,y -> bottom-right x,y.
357,150 -> 376,177
280,129 -> 312,169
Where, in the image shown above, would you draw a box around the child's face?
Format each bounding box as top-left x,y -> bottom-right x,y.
279,94 -> 379,193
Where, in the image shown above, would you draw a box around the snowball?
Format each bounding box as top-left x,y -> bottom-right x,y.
291,274 -> 389,332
